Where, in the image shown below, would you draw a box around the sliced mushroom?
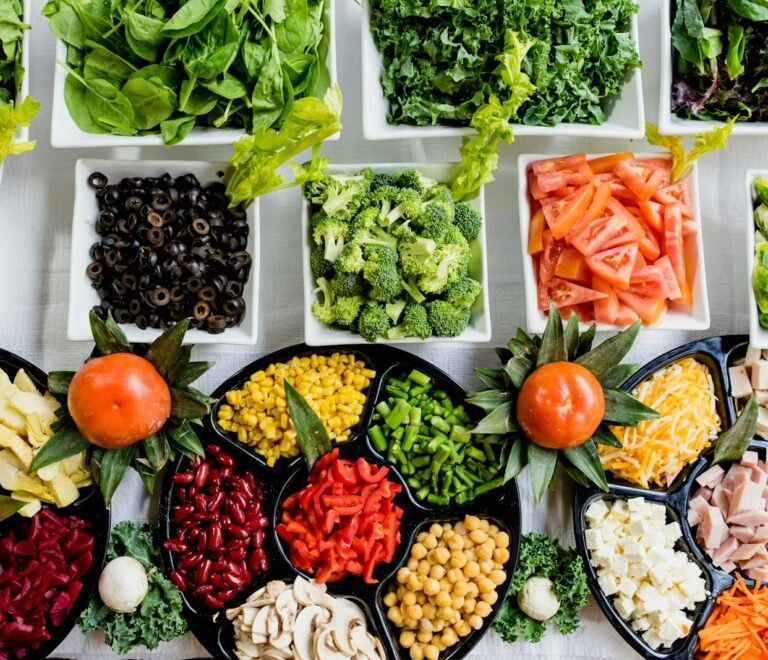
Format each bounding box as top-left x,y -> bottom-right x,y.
293,605 -> 327,660
314,628 -> 351,660
292,575 -> 328,606
266,580 -> 288,600
275,588 -> 299,633
349,626 -> 381,660
251,605 -> 271,644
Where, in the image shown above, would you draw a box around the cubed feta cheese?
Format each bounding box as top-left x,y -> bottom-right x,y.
615,596 -> 635,619
617,577 -> 637,598
624,542 -> 646,563
598,574 -> 619,597
585,528 -> 603,550
586,498 -> 609,524
663,522 -> 683,543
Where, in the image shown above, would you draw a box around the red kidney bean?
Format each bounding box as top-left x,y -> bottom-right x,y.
207,443 -> 221,455
187,486 -> 198,497
259,555 -> 268,573
213,559 -> 227,572
191,512 -> 216,523
163,539 -> 188,553
176,487 -> 188,503
196,531 -> 208,553
170,571 -> 187,591
224,523 -> 248,539
226,547 -> 246,562
203,594 -> 224,609
172,504 -> 194,524
220,466 -> 233,478
253,529 -> 264,547
193,494 -> 208,512
216,589 -> 237,602
230,503 -> 246,525
173,472 -> 194,484
179,553 -> 204,570
223,571 -> 245,588
211,574 -> 227,590
209,492 -> 225,512
193,584 -> 214,597
196,558 -> 212,585
247,551 -> 262,573
231,491 -> 247,509
215,452 -> 235,468
207,523 -> 223,551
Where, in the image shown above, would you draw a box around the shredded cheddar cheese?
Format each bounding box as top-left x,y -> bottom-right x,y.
599,357 -> 721,488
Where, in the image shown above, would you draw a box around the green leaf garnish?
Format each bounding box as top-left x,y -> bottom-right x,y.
0,495 -> 25,522
713,393 -> 758,465
284,380 -> 332,471
562,440 -> 608,491
600,363 -> 641,390
145,319 -> 190,377
537,303 -> 567,367
473,402 -> 516,435
527,443 -> 557,506
29,421 -> 91,473
575,321 -> 640,381
602,388 -> 662,426
98,444 -> 137,504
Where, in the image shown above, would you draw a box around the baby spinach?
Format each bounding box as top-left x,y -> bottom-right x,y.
43,0 -> 331,143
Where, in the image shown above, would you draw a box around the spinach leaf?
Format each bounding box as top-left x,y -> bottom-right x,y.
160,115 -> 195,144
122,77 -> 176,129
162,0 -> 225,38
726,24 -> 746,80
124,10 -> 165,62
728,0 -> 768,20
83,45 -> 136,82
64,73 -> 108,133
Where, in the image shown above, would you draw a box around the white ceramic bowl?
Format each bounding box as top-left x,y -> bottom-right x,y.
50,0 -> 338,148
658,0 -> 768,136
302,163 -> 491,345
360,1 -> 644,141
518,153 -> 710,333
0,0 -> 32,187
68,159 -> 260,345
746,170 -> 768,348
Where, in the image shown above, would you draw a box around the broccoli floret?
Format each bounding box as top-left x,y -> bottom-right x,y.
310,209 -> 328,229
418,243 -> 470,294
444,276 -> 482,309
313,216 -> 349,262
311,277 -> 336,325
363,245 -> 402,302
388,303 -> 432,339
426,300 -> 470,337
402,275 -> 426,304
417,205 -> 452,241
370,173 -> 395,192
383,189 -> 422,226
391,222 -> 416,241
385,297 -> 408,324
309,170 -> 372,221
331,272 -> 367,298
310,245 -> 333,280
423,185 -> 455,220
392,169 -> 437,194
398,235 -> 437,277
365,186 -> 400,222
453,202 -> 482,242
352,223 -> 398,249
357,302 -> 391,342
335,296 -> 364,326
336,242 -> 365,274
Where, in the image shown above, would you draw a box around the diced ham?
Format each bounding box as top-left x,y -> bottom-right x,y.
696,465 -> 725,489
723,465 -> 753,491
712,485 -> 732,518
687,508 -> 702,527
738,555 -> 767,570
746,567 -> 768,582
693,486 -> 714,502
753,525 -> 768,543
747,346 -> 762,365
730,365 -> 753,399
711,535 -> 740,567
729,543 -> 765,562
720,560 -> 737,574
728,480 -> 763,520
689,495 -> 711,524
700,505 -> 729,549
752,360 -> 768,389
727,510 -> 768,527
757,390 -> 768,405
743,451 -> 760,467
752,466 -> 768,490
730,526 -> 756,543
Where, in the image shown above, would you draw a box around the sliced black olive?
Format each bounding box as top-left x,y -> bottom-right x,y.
192,218 -> 210,236
147,227 -> 165,247
186,277 -> 202,293
193,301 -> 210,321
229,207 -> 247,220
152,194 -> 172,211
105,249 -> 119,268
229,251 -> 252,270
89,172 -> 108,189
170,286 -> 184,302
115,308 -> 131,324
86,262 -> 103,280
104,188 -> 121,205
199,286 -> 216,302
206,315 -> 227,332
225,280 -> 243,297
135,314 -> 148,329
150,287 -> 170,306
223,297 -> 245,316
125,196 -> 143,212
128,298 -> 141,315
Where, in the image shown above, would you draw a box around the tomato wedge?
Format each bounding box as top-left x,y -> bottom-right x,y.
568,181 -> 612,238
586,243 -> 639,290
638,221 -> 661,261
655,254 -> 683,300
654,182 -> 693,218
592,275 -> 619,325
541,183 -> 595,239
615,289 -> 666,325
531,154 -> 594,193
628,264 -> 667,298
555,247 -> 592,284
664,202 -> 692,304
614,160 -> 656,201
557,304 -> 593,322
614,303 -> 640,326
569,208 -> 644,257
588,152 -> 633,175
537,277 -> 607,311
638,198 -> 663,234
528,208 -> 545,255
539,230 -> 566,283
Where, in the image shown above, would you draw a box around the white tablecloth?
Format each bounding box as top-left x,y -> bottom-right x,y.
0,0 -> 757,657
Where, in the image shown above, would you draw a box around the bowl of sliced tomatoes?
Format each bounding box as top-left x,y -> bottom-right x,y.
518,151 -> 710,332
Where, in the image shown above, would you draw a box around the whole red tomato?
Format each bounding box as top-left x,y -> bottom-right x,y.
516,362 -> 604,450
68,353 -> 171,449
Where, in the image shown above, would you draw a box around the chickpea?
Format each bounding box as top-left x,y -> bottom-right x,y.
407,573 -> 422,591
469,529 -> 489,545
403,591 -> 417,607
495,531 -> 510,549
388,606 -> 404,625
406,604 -> 423,620
423,603 -> 437,619
429,565 -> 446,580
429,523 -> 443,538
490,569 -> 507,586
434,639 -> 447,652
479,559 -> 495,575
493,548 -> 511,564
435,590 -> 452,608
454,522 -> 467,535
438,606 -> 454,620
455,620 -> 471,637
420,619 -> 434,633
480,591 -> 498,605
432,618 -> 445,632
441,626 -> 459,647
443,528 -> 455,541
423,577 -> 440,596
464,561 -> 480,578
417,592 -> 427,605
479,518 -> 490,531
417,560 -> 430,576
451,595 -> 464,610
477,543 -> 493,561
398,567 -> 411,584
438,578 -> 450,592
469,614 -> 484,631
417,532 -> 427,543
417,629 -> 433,644
475,601 -> 492,617
447,568 -> 463,584
463,598 -> 476,614
447,534 -> 465,551
430,547 -> 450,564
407,558 -> 419,571
412,543 -> 428,559
424,644 -> 440,660
384,591 -> 397,607
453,581 -> 470,597
464,516 -> 480,531
464,549 -> 477,562
404,618 -> 419,630
423,534 -> 438,550
450,551 -> 468,569
409,645 -> 424,660
466,582 -> 479,598
489,524 -> 499,535
477,577 -> 495,594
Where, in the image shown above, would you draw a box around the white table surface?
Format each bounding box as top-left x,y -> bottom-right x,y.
0,0 -> 756,658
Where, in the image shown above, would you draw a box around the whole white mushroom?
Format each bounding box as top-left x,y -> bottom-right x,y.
98,557 -> 149,613
517,576 -> 560,621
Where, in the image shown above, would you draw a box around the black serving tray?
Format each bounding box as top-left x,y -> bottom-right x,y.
573,335 -> 757,660
159,343 -> 522,660
0,348 -> 111,660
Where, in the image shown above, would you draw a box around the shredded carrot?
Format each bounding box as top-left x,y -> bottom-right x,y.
697,575 -> 768,659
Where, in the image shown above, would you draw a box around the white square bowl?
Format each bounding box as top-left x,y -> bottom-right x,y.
302,163 -> 491,345
50,0 -> 338,148
68,159 -> 260,345
0,0 -> 32,187
360,1 -> 644,141
517,153 -> 710,333
658,0 -> 768,136
746,170 -> 768,348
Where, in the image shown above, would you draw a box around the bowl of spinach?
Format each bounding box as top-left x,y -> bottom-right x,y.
660,0 -> 768,135
360,0 -> 644,141
45,0 -> 338,147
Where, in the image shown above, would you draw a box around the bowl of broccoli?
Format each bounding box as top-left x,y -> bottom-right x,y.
301,163 -> 491,345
